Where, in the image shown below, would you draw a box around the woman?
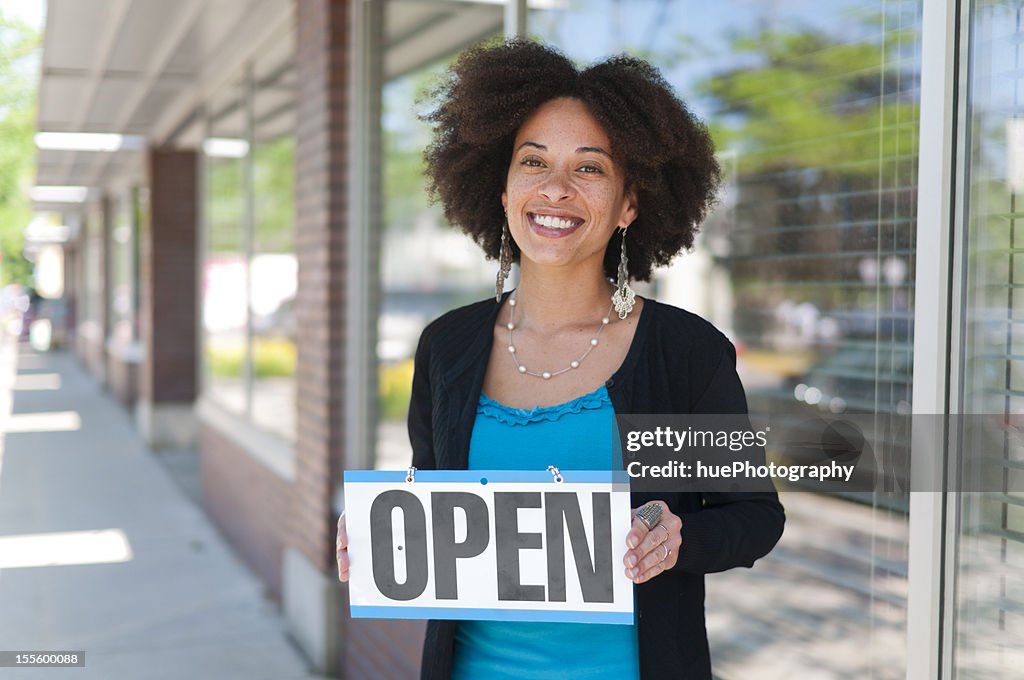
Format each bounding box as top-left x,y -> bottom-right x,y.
338,40 -> 784,680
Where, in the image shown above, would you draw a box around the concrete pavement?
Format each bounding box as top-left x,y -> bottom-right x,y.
0,334 -> 322,680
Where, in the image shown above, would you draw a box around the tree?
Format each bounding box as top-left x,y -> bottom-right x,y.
695,23 -> 919,174
691,20 -> 920,322
0,9 -> 39,285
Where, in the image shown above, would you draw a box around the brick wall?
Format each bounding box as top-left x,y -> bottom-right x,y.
293,3 -> 427,677
200,423 -> 291,597
292,0 -> 348,576
346,620 -> 426,680
141,148 -> 198,405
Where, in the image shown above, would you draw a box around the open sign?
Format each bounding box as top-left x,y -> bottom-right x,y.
343,470 -> 634,624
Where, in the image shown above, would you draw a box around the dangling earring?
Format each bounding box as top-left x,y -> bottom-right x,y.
611,227 -> 636,319
496,221 -> 512,302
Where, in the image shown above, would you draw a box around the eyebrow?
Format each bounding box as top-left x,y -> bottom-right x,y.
516,141 -> 613,158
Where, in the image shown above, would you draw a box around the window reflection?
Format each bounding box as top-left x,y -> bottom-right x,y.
204,81 -> 247,416
201,30 -> 298,443
109,188 -> 138,345
957,2 -> 1024,676
82,206 -> 103,330
375,1 -> 504,470
251,35 -> 297,442
531,1 -> 919,677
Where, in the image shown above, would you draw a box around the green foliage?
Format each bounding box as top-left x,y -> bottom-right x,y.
206,344 -> 242,378
682,17 -> 923,330
695,24 -> 919,175
383,65 -> 451,232
253,135 -> 294,252
206,157 -> 244,253
379,359 -> 414,421
0,10 -> 40,285
1,238 -> 30,282
207,337 -> 296,379
251,337 -> 296,378
206,135 -> 294,255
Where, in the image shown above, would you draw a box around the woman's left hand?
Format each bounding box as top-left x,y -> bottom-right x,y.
624,501 -> 682,584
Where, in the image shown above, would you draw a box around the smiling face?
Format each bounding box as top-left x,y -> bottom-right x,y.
502,97 -> 637,277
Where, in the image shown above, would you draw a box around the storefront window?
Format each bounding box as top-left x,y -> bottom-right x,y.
203,80 -> 247,416
374,0 -> 504,469
82,205 -> 103,327
956,2 -> 1024,676
201,26 -> 298,443
251,32 -> 297,441
529,1 -> 920,676
108,188 -> 138,344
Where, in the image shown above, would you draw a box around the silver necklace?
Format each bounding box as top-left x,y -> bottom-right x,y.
505,292 -> 614,380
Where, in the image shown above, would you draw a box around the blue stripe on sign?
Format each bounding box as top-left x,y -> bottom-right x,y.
343,470 -> 629,484
350,605 -> 633,625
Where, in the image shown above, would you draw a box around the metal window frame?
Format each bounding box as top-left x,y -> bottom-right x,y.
908,0 -> 968,679
505,0 -> 527,38
347,0 -> 385,472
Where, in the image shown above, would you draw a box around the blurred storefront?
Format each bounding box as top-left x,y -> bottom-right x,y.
32,0 -> 1023,678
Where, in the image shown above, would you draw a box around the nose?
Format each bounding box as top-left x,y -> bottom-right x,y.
539,167 -> 573,202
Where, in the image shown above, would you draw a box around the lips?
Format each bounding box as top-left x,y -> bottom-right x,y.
527,211 -> 584,237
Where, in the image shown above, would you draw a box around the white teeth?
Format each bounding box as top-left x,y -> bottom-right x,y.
533,214 -> 577,229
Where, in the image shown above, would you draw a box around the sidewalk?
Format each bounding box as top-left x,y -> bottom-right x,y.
0,335 -> 322,680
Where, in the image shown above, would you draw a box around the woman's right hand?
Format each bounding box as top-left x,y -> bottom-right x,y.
336,513 -> 349,582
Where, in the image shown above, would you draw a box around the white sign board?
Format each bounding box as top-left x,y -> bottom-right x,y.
344,470 -> 634,625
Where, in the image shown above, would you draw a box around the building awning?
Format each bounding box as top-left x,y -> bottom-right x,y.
34,0 -> 504,206
34,0 -> 293,200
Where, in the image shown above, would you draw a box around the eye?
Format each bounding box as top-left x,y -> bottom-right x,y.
520,156 -> 545,168
578,164 -> 603,174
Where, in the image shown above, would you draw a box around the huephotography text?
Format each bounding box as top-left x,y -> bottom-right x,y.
626,459 -> 855,484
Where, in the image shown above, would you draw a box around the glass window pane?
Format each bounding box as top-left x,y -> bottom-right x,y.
82,205 -> 103,327
374,0 -> 505,470
956,2 -> 1024,676
529,1 -> 920,677
108,188 -> 137,344
203,81 -> 248,415
251,27 -> 297,442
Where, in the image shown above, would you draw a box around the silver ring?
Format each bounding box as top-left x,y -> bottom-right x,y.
636,503 -> 663,531
663,544 -> 671,561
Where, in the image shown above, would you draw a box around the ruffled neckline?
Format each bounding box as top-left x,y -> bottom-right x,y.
477,384 -> 611,426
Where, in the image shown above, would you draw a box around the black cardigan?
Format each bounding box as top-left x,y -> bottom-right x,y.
408,294 -> 785,680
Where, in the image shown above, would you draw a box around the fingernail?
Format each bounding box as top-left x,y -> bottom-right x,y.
625,568 -> 635,578
628,536 -> 638,548
627,555 -> 637,567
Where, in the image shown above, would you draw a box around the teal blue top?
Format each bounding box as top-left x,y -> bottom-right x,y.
451,384 -> 640,680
